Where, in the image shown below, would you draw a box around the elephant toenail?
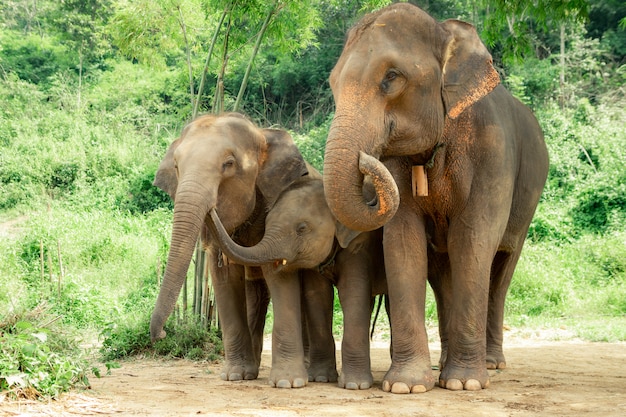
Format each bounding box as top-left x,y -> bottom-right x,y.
276,380 -> 291,388
293,378 -> 306,388
391,382 -> 411,394
411,385 -> 427,393
445,379 -> 463,391
464,379 -> 482,391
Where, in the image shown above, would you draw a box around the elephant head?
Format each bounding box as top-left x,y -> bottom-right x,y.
150,113 -> 307,342
323,3 -> 500,231
206,165 -> 338,273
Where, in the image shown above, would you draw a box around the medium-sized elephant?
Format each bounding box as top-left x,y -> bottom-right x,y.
208,164 -> 387,390
150,113 -> 337,388
323,4 -> 549,393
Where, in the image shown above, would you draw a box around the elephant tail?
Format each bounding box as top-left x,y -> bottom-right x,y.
370,294 -> 386,340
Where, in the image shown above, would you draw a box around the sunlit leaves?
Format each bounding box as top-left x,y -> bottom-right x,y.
481,0 -> 589,63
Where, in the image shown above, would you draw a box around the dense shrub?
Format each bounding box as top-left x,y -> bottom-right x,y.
570,173 -> 626,234
119,166 -> 173,214
0,32 -> 72,85
0,307 -> 95,399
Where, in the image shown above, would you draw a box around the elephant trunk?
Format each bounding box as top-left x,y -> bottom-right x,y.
323,123 -> 399,231
208,208 -> 285,267
150,184 -> 213,342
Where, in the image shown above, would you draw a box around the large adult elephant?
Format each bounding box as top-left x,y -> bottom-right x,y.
150,113 -> 337,388
323,4 -> 549,393
207,164 -> 387,390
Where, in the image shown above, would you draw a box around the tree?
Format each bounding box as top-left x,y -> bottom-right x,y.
479,0 -> 589,64
47,0 -> 114,107
109,0 -> 322,118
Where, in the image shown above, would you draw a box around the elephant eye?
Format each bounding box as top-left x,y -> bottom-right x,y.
222,157 -> 235,172
381,69 -> 404,94
385,70 -> 398,81
296,222 -> 309,235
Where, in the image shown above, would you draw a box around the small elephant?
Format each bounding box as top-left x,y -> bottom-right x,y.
323,4 -> 549,393
208,164 -> 387,390
150,113 -> 336,388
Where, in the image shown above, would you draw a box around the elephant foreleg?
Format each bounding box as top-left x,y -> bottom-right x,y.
263,268 -> 308,388
380,158 -> 435,394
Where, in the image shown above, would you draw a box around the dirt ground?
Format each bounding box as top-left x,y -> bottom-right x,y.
2,332 -> 625,417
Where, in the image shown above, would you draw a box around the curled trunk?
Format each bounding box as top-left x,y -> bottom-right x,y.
208,208 -> 286,267
323,130 -> 399,231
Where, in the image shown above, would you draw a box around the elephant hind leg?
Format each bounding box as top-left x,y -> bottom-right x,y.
301,270 -> 338,383
246,277 -> 270,368
427,251 -> 452,371
487,249 -> 522,370
212,261 -> 260,381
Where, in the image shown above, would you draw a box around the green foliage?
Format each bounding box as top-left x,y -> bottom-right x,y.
509,231 -> 626,328
481,0 -> 589,64
100,315 -> 223,362
0,307 -> 95,399
120,166 -> 173,214
570,172 -> 626,234
0,31 -> 72,85
2,205 -> 172,332
291,114 -> 333,172
504,58 -> 560,107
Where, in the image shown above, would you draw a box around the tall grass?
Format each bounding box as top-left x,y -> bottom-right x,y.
1,204 -> 171,326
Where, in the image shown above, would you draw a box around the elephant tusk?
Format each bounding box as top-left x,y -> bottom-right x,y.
272,259 -> 288,268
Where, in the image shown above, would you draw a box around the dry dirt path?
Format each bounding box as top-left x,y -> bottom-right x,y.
2,336 -> 625,416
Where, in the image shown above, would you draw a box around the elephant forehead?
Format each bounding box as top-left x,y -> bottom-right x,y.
239,152 -> 258,172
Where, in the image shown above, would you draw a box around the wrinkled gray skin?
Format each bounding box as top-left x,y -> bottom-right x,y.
209,165 -> 387,390
150,113 -> 336,388
323,4 -> 549,393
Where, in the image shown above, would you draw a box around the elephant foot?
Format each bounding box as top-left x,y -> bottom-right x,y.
381,360 -> 435,394
338,370 -> 373,390
486,351 -> 507,370
269,363 -> 309,388
439,364 -> 490,391
220,360 -> 259,381
307,361 -> 338,383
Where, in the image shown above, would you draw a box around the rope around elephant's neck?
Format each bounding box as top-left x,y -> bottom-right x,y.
425,142 -> 444,170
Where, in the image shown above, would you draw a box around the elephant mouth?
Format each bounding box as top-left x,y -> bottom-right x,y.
271,258 -> 288,271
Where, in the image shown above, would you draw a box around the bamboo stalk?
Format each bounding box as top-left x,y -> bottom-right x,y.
47,251 -> 53,283
39,240 -> 44,283
57,240 -> 63,297
201,259 -> 209,328
182,275 -> 188,320
156,257 -> 162,287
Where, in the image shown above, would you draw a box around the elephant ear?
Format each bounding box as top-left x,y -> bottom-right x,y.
335,221 -> 363,249
257,128 -> 308,206
153,136 -> 183,200
439,19 -> 500,119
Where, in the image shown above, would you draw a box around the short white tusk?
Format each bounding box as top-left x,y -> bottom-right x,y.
282,259 -> 287,265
